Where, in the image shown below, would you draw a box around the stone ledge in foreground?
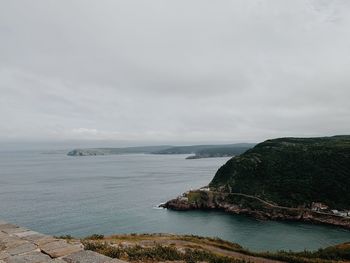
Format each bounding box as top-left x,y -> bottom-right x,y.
0,220 -> 128,263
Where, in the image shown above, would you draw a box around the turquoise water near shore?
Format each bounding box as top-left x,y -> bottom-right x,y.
0,151 -> 349,252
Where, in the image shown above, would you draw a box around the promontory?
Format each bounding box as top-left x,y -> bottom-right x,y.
162,135 -> 350,228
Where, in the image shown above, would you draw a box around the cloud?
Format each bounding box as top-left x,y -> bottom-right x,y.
0,0 -> 349,144
71,128 -> 98,135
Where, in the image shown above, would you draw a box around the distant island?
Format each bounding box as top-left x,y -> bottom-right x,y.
162,135 -> 350,228
67,145 -> 172,156
67,143 -> 255,159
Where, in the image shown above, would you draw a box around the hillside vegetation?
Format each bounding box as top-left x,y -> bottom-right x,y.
210,136 -> 350,209
79,233 -> 350,263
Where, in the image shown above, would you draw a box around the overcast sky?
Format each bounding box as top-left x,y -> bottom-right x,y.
0,0 -> 349,147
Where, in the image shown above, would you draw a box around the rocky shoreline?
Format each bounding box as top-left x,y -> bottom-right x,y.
161,190 -> 350,230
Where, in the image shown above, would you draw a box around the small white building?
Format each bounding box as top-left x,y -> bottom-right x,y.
179,196 -> 188,202
311,202 -> 328,212
331,210 -> 349,217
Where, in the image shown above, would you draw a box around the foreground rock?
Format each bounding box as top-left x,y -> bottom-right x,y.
0,220 -> 127,263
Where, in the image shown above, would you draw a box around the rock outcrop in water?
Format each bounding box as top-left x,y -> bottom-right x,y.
162,190 -> 350,229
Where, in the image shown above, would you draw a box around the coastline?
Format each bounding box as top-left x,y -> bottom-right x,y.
161,189 -> 350,230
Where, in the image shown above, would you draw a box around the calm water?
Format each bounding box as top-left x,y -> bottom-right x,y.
0,151 -> 349,252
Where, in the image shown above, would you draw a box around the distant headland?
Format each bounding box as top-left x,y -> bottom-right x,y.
67,143 -> 256,159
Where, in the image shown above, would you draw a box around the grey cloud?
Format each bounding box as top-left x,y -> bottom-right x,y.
0,0 -> 349,145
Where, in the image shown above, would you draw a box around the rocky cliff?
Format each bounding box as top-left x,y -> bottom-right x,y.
162,190 -> 350,229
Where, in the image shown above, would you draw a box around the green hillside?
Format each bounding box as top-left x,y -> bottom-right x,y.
210,136 -> 350,209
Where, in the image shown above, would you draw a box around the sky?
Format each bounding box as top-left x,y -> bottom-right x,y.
0,0 -> 350,148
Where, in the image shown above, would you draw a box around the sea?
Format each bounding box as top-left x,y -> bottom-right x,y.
0,150 -> 349,252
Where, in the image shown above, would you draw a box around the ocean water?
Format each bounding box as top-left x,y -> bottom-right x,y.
0,151 -> 349,252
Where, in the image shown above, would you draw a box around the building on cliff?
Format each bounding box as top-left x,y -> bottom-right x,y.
311,202 -> 329,212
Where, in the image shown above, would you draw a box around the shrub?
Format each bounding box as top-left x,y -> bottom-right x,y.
84,234 -> 104,240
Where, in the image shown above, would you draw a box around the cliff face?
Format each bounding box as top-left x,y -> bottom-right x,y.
210,136 -> 350,209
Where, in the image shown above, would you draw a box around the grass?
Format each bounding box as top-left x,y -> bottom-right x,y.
187,192 -> 201,203
82,240 -> 247,263
80,233 -> 350,263
178,235 -> 243,251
